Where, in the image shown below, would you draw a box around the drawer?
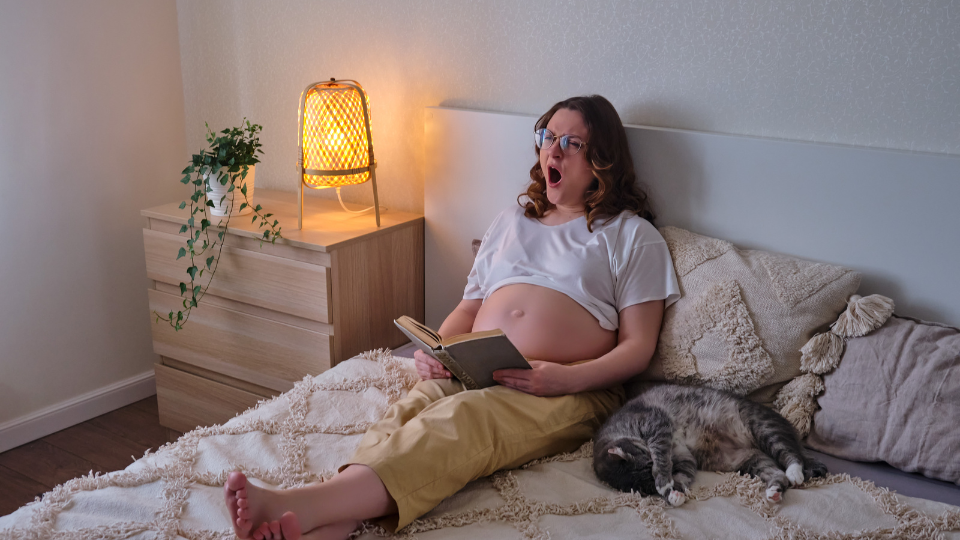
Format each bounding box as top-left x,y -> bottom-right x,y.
155,363 -> 274,433
149,288 -> 333,392
144,228 -> 331,323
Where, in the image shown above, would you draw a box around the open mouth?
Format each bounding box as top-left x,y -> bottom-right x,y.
548,166 -> 562,187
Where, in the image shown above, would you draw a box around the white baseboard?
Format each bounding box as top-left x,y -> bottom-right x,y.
0,371 -> 157,453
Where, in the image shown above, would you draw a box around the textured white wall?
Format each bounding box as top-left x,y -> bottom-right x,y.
177,0 -> 959,214
0,1 -> 186,425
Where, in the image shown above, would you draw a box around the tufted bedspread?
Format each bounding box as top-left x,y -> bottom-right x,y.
1,350 -> 959,540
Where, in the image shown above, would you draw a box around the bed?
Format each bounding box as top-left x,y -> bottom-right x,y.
2,106 -> 959,539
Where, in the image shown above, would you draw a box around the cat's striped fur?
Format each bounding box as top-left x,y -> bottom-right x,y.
593,384 -> 827,506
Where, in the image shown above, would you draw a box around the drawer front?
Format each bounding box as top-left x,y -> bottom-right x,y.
155,363 -> 273,433
149,288 -> 333,392
144,228 -> 331,323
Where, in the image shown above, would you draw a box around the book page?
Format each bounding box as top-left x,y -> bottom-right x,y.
395,316 -> 441,349
442,328 -> 504,346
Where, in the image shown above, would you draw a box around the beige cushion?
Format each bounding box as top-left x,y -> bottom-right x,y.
807,315 -> 960,484
641,227 -> 861,404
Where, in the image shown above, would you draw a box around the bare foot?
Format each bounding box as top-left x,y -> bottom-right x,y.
299,519 -> 360,540
253,515 -> 362,540
224,472 -> 301,539
252,520 -> 282,540
224,472 -> 253,539
250,512 -> 302,540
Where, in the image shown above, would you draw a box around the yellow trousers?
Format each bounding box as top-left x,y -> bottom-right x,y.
343,378 -> 625,531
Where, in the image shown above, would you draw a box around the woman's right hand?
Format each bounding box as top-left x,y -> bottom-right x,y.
414,350 -> 452,380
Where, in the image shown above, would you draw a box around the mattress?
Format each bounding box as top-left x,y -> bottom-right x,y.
1,347 -> 957,539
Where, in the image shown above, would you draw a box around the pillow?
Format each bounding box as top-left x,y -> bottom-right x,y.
807,315 -> 960,484
641,227 -> 861,408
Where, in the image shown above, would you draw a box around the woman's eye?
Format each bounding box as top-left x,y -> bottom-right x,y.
562,137 -> 582,151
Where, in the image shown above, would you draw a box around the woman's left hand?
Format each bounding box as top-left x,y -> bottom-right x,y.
493,361 -> 576,397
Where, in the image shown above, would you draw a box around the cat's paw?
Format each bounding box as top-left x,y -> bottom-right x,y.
786,463 -> 804,486
804,457 -> 828,479
667,490 -> 687,507
765,485 -> 783,503
656,480 -> 674,497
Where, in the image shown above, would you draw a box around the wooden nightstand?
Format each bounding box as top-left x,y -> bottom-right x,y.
141,189 -> 424,433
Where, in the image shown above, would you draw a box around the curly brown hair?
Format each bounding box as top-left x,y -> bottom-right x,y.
520,95 -> 654,231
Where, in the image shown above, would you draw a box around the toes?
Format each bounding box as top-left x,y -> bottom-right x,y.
656,480 -> 675,497
227,471 -> 249,491
667,490 -> 687,506
236,518 -> 254,539
765,485 -> 782,503
786,463 -> 804,486
270,521 -> 281,538
253,522 -> 271,540
225,473 -> 254,539
279,511 -> 302,540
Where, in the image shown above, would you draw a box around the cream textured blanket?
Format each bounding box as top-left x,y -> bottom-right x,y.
2,350 -> 958,540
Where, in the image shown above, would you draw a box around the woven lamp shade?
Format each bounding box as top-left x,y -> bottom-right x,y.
297,79 -> 380,228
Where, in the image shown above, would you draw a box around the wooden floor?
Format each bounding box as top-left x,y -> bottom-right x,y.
0,345 -> 418,519
0,396 -> 181,518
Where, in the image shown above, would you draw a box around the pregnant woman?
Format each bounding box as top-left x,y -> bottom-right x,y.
224,95 -> 680,540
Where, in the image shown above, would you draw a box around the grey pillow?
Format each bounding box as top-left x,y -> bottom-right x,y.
807,315 -> 960,484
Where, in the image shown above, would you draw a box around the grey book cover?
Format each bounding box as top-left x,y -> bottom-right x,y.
394,318 -> 530,390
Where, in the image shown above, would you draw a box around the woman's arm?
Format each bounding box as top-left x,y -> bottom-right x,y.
493,300 -> 664,396
437,298 -> 483,339
414,298 -> 483,381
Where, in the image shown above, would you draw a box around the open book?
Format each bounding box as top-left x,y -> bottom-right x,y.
394,315 -> 531,390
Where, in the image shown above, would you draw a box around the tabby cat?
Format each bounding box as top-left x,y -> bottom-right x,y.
593,384 -> 827,506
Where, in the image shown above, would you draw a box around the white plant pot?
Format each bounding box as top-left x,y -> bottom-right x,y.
206,165 -> 255,217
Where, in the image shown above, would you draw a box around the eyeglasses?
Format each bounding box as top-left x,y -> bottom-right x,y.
533,128 -> 587,156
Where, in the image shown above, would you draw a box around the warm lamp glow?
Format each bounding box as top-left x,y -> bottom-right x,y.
297,79 -> 380,228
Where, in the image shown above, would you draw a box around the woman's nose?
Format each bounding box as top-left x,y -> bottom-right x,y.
547,139 -> 564,159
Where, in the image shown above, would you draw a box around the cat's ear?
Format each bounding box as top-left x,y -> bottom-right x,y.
608,446 -> 629,460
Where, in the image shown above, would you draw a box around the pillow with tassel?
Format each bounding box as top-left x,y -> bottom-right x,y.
805,307 -> 960,483
639,227 -> 862,431
776,294 -> 896,437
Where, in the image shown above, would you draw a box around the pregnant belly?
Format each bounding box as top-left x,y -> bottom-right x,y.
471,284 -> 617,363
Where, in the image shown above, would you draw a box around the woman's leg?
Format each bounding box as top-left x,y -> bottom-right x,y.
225,380 -> 623,537
353,384 -> 625,531
225,464 -> 395,539
225,379 -> 464,539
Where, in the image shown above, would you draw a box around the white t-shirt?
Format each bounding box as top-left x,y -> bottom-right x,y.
463,206 -> 681,331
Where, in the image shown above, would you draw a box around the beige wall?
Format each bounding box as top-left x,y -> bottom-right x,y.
0,1 -> 186,425
1,0 -> 957,432
177,0 -> 959,215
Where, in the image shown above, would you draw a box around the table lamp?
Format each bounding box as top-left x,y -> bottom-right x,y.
297,78 -> 381,229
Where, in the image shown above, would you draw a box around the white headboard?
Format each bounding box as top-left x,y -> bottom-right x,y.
423,106 -> 960,329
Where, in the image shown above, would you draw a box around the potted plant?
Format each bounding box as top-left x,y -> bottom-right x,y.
154,119 -> 283,330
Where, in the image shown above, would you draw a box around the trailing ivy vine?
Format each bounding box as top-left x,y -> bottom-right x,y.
154,120 -> 283,330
